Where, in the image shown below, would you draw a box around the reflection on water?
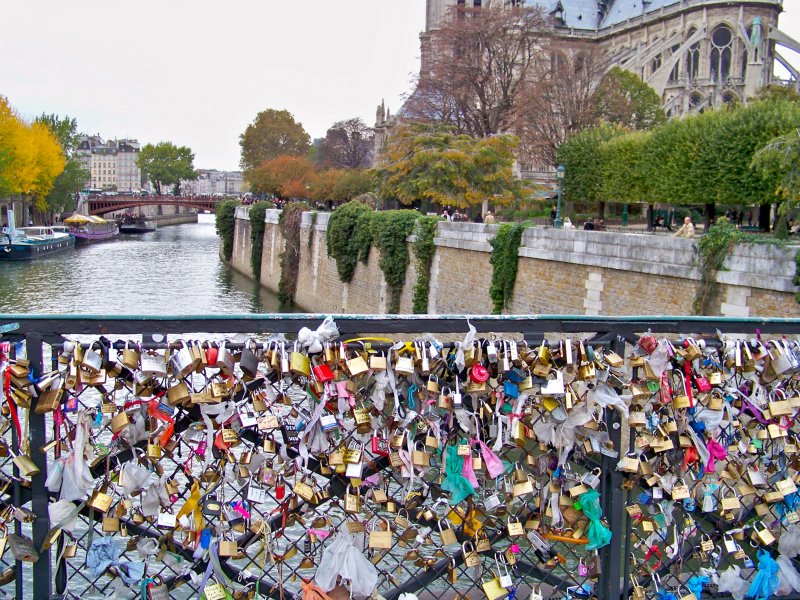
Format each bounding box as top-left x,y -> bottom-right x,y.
0,214 -> 289,314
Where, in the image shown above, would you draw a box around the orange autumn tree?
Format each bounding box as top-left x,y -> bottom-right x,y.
248,155 -> 315,200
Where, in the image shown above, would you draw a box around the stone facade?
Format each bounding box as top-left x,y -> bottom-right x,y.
421,1 -> 798,117
229,208 -> 800,318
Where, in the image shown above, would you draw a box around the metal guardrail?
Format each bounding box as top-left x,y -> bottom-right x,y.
2,314 -> 800,600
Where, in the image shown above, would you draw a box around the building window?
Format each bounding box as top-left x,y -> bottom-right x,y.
651,53 -> 662,75
710,25 -> 733,82
686,41 -> 700,80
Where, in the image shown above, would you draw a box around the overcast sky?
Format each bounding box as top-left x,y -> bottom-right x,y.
1,1 -> 798,171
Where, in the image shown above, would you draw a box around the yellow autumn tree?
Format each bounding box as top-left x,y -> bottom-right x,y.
0,95 -> 65,208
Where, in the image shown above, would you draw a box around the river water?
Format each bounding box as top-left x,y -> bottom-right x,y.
0,214 -> 286,314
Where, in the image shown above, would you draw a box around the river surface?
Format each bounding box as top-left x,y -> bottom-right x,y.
0,214 -> 287,314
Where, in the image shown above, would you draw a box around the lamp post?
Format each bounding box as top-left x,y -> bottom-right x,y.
555,164 -> 565,228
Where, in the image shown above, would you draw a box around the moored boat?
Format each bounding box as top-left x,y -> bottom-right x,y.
64,214 -> 119,245
119,216 -> 157,234
0,224 -> 75,261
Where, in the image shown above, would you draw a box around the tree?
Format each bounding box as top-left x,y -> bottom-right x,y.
517,48 -> 606,167
137,142 -> 197,195
247,155 -> 315,199
376,123 -> 525,209
600,130 -> 653,205
404,4 -> 548,139
239,109 -> 311,172
592,67 -> 666,130
752,128 -> 800,231
556,122 -> 625,216
318,118 -> 374,169
35,114 -> 89,213
0,97 -> 65,209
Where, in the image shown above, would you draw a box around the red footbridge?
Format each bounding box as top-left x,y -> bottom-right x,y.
86,195 -> 227,216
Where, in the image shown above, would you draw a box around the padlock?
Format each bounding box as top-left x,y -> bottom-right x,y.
507,517 -> 524,536
412,443 -> 430,467
121,341 -> 140,370
289,342 -> 310,376
218,538 -> 239,557
369,518 -> 392,549
369,351 -> 387,371
344,485 -> 361,513
170,340 -> 198,379
346,349 -> 368,376
34,386 -> 63,415
312,356 -> 334,382
82,342 -> 104,374
8,533 -> 38,563
88,483 -> 113,513
439,519 -> 457,545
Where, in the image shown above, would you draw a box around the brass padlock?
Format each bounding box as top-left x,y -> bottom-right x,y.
344,485 -> 361,513
110,411 -> 130,434
346,350 -> 368,377
412,443 -> 430,467
218,539 -> 239,557
13,453 -> 40,477
88,483 -> 113,513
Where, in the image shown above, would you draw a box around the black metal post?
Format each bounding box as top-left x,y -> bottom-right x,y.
598,336 -> 627,599
26,334 -> 51,600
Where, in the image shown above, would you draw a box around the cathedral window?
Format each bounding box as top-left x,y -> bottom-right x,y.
710,25 -> 733,82
686,42 -> 700,80
651,53 -> 662,75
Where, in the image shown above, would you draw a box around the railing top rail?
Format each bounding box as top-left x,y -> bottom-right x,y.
1,313 -> 800,335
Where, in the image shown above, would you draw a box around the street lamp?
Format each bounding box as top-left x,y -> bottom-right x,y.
555,164 -> 565,228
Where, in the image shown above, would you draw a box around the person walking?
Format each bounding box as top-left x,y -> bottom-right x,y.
484,211 -> 496,224
674,216 -> 695,238
550,205 -> 557,226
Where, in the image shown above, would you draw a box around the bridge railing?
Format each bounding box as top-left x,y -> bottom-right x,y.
2,314 -> 800,600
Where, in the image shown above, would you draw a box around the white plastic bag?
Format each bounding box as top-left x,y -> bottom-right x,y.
48,500 -> 80,533
590,383 -> 629,418
118,461 -> 151,495
315,533 -> 352,592
297,317 -> 339,354
780,525 -> 800,558
314,532 -> 378,599
59,411 -> 95,501
718,565 -> 749,600
778,555 -> 800,593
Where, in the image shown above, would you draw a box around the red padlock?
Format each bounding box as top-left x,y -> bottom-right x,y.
470,363 -> 489,384
312,358 -> 334,383
371,432 -> 389,457
638,335 -> 657,355
275,475 -> 285,500
205,344 -> 219,367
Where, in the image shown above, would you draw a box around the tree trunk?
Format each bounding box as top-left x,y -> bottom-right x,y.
704,202 -> 715,231
597,201 -> 605,221
646,204 -> 654,231
759,203 -> 771,232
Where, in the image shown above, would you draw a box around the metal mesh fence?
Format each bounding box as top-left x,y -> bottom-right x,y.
0,315 -> 799,600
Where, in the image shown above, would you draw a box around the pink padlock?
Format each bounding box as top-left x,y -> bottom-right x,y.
509,544 -> 520,554
577,558 -> 589,577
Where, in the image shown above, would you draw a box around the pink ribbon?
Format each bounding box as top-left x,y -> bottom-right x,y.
461,450 -> 479,488
705,438 -> 727,473
307,528 -> 330,540
473,439 -> 504,479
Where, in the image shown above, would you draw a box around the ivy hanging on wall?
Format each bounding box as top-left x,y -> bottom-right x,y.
215,199 -> 240,262
326,200 -> 375,283
693,217 -> 744,315
327,200 -> 431,313
372,210 -> 419,314
248,202 -> 272,280
489,222 -> 527,314
412,216 -> 440,314
278,202 -> 309,305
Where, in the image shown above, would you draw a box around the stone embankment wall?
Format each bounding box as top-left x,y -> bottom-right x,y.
229,206 -> 800,317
